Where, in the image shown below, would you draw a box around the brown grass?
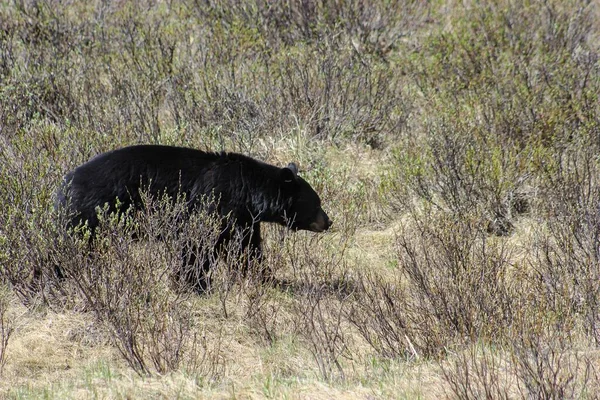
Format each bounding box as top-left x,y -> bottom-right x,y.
1,0 -> 600,398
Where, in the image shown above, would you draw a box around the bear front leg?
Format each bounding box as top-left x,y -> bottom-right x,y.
244,223 -> 272,284
248,223 -> 263,265
179,241 -> 213,294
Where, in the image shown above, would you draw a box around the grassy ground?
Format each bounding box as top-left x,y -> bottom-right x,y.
1,0 -> 600,398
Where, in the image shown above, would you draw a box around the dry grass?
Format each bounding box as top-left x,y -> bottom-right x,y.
1,0 -> 600,398
0,286 -> 447,399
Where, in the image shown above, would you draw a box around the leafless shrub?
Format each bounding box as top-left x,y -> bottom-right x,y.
1,0 -> 416,156
0,286 -> 14,375
348,270 -> 435,361
350,210 -> 515,359
237,238 -> 288,344
291,250 -> 353,381
510,321 -> 596,400
395,115 -> 533,236
241,280 -> 282,346
293,285 -> 351,381
441,292 -> 599,399
180,1 -> 415,148
0,134 -> 63,305
273,43 -> 408,145
48,194 -> 227,376
401,213 -> 515,339
441,335 -> 598,400
533,146 -> 600,344
398,0 -> 599,234
286,230 -> 353,381
0,207 -> 55,304
441,343 -> 515,400
190,0 -> 430,57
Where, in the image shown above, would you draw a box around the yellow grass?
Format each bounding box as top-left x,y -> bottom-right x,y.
0,274 -> 448,399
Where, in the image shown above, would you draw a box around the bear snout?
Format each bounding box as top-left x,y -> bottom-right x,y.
309,210 -> 332,233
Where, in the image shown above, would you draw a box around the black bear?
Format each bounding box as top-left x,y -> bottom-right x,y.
57,144 -> 332,292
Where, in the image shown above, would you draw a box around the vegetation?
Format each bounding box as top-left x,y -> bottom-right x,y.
1,0 -> 599,398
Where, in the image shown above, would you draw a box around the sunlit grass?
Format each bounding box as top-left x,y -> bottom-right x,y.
1,0 -> 599,398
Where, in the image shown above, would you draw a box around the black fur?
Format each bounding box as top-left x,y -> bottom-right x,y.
57,145 -> 332,292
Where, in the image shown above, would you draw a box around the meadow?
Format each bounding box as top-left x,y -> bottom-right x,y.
1,0 -> 599,398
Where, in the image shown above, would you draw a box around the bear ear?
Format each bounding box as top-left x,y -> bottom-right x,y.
281,163 -> 298,183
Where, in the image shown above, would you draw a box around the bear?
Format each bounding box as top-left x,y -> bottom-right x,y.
56,144 -> 332,292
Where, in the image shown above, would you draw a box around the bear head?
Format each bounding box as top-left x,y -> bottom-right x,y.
280,163 -> 332,233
